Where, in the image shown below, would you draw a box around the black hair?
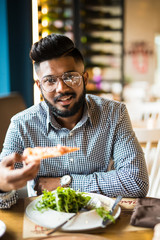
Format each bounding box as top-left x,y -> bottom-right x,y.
30,33 -> 84,71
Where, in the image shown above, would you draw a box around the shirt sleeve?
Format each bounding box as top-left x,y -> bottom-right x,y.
0,191 -> 18,209
0,117 -> 24,161
0,118 -> 24,208
70,104 -> 149,198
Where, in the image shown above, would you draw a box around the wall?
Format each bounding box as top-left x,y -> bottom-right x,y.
0,0 -> 10,95
0,0 -> 33,107
7,0 -> 33,107
124,0 -> 160,101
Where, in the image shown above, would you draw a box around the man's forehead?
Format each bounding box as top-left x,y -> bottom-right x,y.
36,57 -> 84,78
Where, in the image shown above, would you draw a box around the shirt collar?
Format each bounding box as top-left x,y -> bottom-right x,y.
46,107 -> 62,132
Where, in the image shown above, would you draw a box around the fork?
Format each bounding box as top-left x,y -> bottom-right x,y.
45,197 -> 100,236
45,212 -> 78,235
101,195 -> 122,227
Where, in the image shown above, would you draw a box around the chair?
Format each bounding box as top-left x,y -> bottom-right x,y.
125,101 -> 160,122
134,128 -> 160,198
0,92 -> 26,152
0,92 -> 27,198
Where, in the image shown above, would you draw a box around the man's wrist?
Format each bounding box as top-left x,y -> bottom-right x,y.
0,189 -> 10,194
0,190 -> 6,193
0,190 -> 16,199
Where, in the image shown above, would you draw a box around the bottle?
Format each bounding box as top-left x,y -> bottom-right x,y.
80,9 -> 121,19
81,35 -> 121,44
40,11 -> 72,20
80,0 -> 122,7
42,0 -> 72,6
85,61 -> 111,68
80,22 -> 122,32
82,48 -> 117,57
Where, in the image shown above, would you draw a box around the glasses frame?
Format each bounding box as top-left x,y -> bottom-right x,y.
40,71 -> 84,93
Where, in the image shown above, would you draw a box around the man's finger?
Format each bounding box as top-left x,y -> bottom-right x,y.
6,162 -> 40,184
2,153 -> 24,167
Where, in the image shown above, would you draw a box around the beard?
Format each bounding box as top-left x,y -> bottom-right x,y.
41,85 -> 86,118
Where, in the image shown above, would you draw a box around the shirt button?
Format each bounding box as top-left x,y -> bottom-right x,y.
70,158 -> 74,162
69,132 -> 73,136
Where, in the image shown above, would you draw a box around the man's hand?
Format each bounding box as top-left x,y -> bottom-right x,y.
34,177 -> 61,195
0,153 -> 40,192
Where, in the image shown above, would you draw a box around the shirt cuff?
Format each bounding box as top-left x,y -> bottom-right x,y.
70,173 -> 101,194
70,174 -> 87,192
0,190 -> 18,209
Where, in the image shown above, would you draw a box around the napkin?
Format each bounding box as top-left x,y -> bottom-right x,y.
130,198 -> 160,228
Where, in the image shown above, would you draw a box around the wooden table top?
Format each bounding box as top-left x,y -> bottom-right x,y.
0,197 -> 154,240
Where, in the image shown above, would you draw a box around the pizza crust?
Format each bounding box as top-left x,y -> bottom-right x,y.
23,145 -> 80,163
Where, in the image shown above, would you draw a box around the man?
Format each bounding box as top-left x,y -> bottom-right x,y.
0,34 -> 149,208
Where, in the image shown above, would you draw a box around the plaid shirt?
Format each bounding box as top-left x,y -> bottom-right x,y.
0,94 -> 149,208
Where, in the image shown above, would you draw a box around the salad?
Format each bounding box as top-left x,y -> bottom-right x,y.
35,187 -> 115,222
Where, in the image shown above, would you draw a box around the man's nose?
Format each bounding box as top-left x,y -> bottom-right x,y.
56,78 -> 68,92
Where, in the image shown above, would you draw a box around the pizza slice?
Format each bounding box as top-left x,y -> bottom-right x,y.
23,145 -> 80,163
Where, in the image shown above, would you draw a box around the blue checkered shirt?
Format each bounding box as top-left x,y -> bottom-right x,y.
0,94 -> 149,208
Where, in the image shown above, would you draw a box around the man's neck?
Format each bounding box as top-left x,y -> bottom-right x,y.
54,107 -> 84,130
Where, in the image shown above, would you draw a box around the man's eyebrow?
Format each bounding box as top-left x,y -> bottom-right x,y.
42,75 -> 54,79
64,70 -> 75,73
42,71 -> 76,79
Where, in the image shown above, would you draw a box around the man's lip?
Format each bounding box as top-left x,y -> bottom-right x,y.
56,95 -> 73,106
54,93 -> 76,103
57,95 -> 72,101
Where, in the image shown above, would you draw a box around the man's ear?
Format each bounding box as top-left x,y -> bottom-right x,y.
83,72 -> 89,86
35,80 -> 41,90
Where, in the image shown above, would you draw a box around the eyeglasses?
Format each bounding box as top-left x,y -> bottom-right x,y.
40,71 -> 84,92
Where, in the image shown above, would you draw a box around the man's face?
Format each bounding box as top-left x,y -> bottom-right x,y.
36,56 -> 88,118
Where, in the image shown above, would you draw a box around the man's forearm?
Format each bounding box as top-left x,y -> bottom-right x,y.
70,168 -> 149,197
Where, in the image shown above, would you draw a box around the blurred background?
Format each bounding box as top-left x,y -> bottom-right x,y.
1,0 -> 160,107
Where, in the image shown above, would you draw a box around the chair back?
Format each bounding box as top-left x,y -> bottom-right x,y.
0,92 -> 26,152
125,102 -> 160,122
135,128 -> 160,198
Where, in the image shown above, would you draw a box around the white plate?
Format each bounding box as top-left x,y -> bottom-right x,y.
0,220 -> 6,237
25,192 -> 121,232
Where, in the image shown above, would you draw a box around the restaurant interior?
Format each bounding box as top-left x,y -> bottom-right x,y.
0,0 -> 160,239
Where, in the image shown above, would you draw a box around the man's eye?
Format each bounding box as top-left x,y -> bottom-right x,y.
67,74 -> 72,78
45,78 -> 56,84
64,76 -> 72,80
65,75 -> 73,80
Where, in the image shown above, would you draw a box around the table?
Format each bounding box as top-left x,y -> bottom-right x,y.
0,198 -> 154,240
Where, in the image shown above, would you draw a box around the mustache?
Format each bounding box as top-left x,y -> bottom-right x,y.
54,92 -> 76,103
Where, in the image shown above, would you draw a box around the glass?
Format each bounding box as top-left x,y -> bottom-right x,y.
40,71 -> 84,92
